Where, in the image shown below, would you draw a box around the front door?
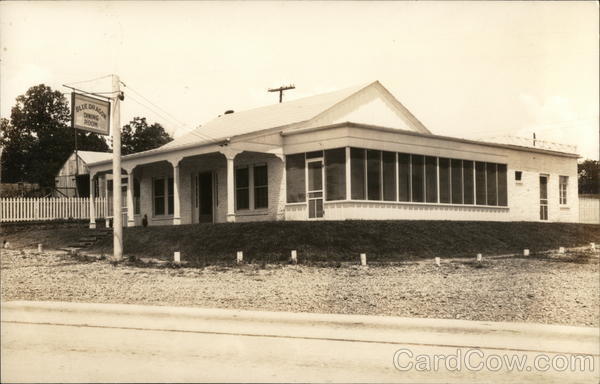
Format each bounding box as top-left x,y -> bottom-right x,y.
198,172 -> 213,223
307,159 -> 324,219
539,175 -> 548,221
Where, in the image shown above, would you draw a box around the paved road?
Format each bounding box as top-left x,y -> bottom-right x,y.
2,301 -> 598,383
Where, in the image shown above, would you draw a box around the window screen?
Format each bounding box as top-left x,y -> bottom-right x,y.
351,148 -> 366,200
398,153 -> 410,202
451,159 -> 463,204
286,154 -> 306,203
425,156 -> 437,203
254,165 -> 268,209
475,162 -> 487,205
497,164 -> 507,206
167,177 -> 174,215
235,167 -> 249,210
325,148 -> 346,201
463,161 -> 474,205
486,163 -> 497,206
367,150 -> 381,200
439,158 -> 450,203
411,155 -> 424,202
382,151 -> 396,201
153,178 -> 165,215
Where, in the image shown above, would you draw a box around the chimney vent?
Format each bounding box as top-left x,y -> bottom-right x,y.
224,110 -> 234,115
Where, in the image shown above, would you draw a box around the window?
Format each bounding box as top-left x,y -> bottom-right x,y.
398,153 -> 410,202
515,171 -> 522,181
425,156 -> 437,203
498,164 -> 508,206
134,178 -> 141,214
559,176 -> 568,205
451,159 -> 463,204
367,150 -> 382,200
325,148 -> 346,201
411,155 -> 424,202
235,167 -> 249,210
351,148 -> 366,200
439,158 -> 450,203
153,178 -> 165,215
254,165 -> 268,209
486,163 -> 497,206
167,177 -> 174,215
286,154 -> 306,203
463,161 -> 474,205
475,162 -> 487,205
382,151 -> 396,201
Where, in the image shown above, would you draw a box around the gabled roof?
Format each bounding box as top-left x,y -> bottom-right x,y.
77,150 -> 112,165
162,80 -> 430,150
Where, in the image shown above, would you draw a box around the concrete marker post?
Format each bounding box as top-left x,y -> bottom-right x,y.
591,243 -> 596,250
435,257 -> 441,267
236,251 -> 243,264
476,253 -> 482,262
174,251 -> 181,264
523,249 -> 530,256
558,247 -> 565,254
360,253 -> 367,266
38,243 -> 43,253
291,250 -> 297,264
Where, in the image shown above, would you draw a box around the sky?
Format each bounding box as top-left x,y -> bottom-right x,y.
1,1 -> 598,160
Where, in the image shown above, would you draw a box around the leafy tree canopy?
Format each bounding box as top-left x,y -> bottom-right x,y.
1,84 -> 108,186
578,159 -> 599,195
121,117 -> 173,155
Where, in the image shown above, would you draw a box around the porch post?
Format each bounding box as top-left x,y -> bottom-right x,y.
168,158 -> 183,225
345,146 -> 351,200
126,168 -> 135,227
219,148 -> 241,223
89,172 -> 96,229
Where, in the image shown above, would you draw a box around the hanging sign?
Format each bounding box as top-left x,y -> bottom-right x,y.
71,92 -> 111,135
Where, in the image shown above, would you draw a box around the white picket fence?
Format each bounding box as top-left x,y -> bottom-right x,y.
0,197 -> 110,223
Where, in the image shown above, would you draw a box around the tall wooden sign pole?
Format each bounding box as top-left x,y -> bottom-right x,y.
111,74 -> 123,260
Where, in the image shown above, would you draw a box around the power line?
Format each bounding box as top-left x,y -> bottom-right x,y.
64,74 -> 113,86
120,81 -> 188,128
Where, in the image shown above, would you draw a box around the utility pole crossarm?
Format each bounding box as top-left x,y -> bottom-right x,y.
268,84 -> 295,103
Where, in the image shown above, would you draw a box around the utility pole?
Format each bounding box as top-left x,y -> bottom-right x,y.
112,74 -> 123,261
268,84 -> 295,103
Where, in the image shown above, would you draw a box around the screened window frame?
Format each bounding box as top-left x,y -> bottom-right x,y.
235,166 -> 250,211
152,177 -> 174,217
253,164 -> 269,210
559,175 -> 568,205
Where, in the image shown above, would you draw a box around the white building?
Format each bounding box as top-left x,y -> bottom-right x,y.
87,81 -> 579,227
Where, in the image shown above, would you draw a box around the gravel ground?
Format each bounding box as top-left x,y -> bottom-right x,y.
1,248 -> 598,327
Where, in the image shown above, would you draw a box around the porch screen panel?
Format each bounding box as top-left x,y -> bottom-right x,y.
451,159 -> 463,204
286,154 -> 306,203
463,161 -> 474,205
439,158 -> 450,203
411,155 -> 425,202
324,148 -> 346,201
475,162 -> 487,205
398,153 -> 410,202
351,148 -> 366,200
425,156 -> 437,203
382,151 -> 396,201
367,150 -> 381,201
486,163 -> 498,206
497,164 -> 508,206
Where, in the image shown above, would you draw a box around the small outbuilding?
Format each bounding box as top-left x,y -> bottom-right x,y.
55,151 -> 112,197
87,81 -> 579,227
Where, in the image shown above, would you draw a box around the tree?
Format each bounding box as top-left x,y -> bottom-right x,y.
1,84 -> 109,187
121,117 -> 173,155
578,159 -> 599,194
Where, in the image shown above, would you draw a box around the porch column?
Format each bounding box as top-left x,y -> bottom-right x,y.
169,158 -> 184,225
219,148 -> 241,223
89,173 -> 96,229
125,168 -> 135,227
345,147 -> 351,200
